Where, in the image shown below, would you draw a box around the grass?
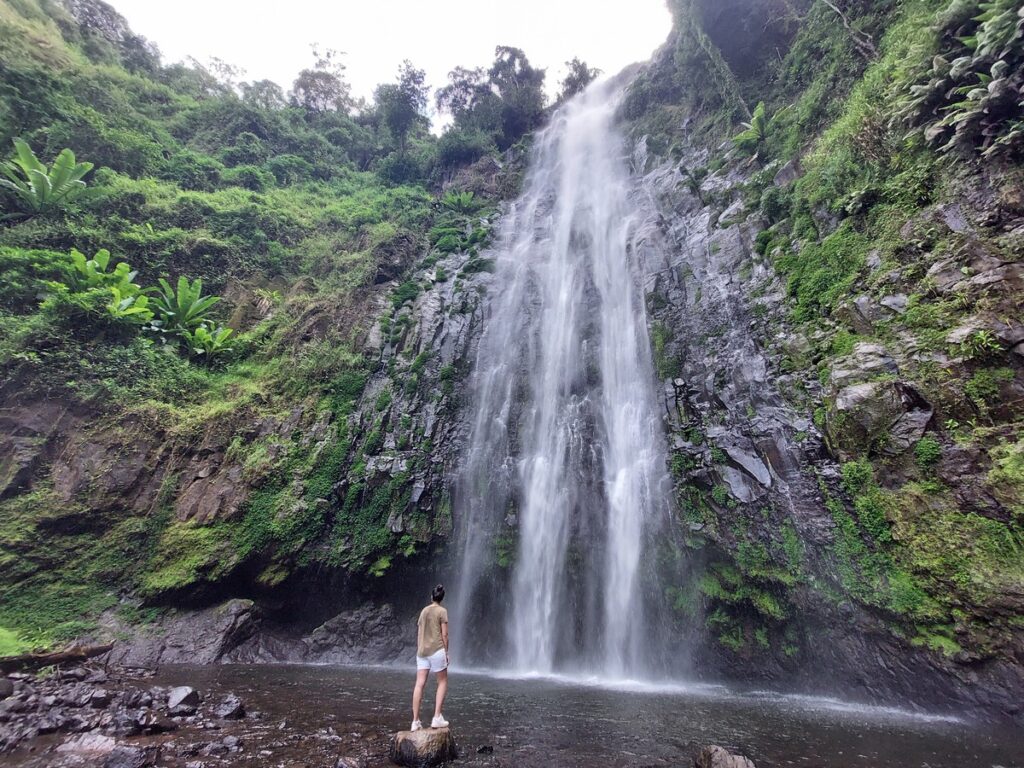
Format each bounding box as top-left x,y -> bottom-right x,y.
0,626 -> 27,655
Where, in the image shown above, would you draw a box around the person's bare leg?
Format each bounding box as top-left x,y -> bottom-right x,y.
412,668 -> 428,724
433,668 -> 448,720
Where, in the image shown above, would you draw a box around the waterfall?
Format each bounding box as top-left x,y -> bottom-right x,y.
454,79 -> 671,677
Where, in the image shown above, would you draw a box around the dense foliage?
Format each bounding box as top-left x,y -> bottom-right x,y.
0,0 -> 572,650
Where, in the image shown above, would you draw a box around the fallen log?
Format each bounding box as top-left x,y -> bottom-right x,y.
0,643 -> 113,673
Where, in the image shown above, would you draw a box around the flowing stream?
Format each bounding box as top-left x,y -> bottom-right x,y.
454,80 -> 671,675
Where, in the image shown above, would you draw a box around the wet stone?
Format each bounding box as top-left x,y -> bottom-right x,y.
213,694 -> 245,720
103,744 -> 154,768
695,745 -> 757,768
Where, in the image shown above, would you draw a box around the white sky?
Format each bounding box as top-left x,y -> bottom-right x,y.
108,0 -> 673,121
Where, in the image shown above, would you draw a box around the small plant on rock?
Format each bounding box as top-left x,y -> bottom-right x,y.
180,323 -> 234,360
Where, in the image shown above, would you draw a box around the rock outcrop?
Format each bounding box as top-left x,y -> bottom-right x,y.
106,600 -> 259,667
389,727 -> 458,767
695,745 -> 757,768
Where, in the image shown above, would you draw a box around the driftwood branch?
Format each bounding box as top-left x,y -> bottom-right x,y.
769,0 -> 878,61
820,0 -> 878,60
0,643 -> 113,674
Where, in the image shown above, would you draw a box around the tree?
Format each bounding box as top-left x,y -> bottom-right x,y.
374,60 -> 429,152
241,79 -> 286,110
487,46 -> 546,148
290,46 -> 353,114
436,66 -> 491,120
558,58 -> 601,102
435,66 -> 504,139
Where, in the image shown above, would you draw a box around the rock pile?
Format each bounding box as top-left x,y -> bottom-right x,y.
0,665 -> 249,763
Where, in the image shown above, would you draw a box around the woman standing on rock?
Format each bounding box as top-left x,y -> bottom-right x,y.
411,584 -> 449,731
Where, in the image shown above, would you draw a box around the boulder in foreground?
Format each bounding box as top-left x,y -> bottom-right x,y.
696,744 -> 757,768
389,727 -> 458,767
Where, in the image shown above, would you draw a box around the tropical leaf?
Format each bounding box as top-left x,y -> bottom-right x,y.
180,323 -> 234,360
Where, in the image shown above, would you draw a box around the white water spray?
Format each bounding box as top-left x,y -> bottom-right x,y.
455,80 -> 671,676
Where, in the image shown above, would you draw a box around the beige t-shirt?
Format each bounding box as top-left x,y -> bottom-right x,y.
417,603 -> 448,658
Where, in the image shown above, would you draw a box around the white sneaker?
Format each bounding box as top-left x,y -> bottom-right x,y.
430,715 -> 449,728
410,720 -> 423,732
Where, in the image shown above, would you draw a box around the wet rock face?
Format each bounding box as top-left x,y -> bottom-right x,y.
225,603 -> 416,665
627,137 -> 1023,718
107,599 -> 258,667
825,343 -> 934,457
689,0 -> 805,78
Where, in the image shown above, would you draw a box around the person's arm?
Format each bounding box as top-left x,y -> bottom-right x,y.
441,619 -> 449,660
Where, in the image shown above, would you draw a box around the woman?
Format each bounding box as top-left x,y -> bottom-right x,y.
410,584 -> 449,731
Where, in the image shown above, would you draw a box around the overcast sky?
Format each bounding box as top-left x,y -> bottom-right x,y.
109,0 -> 673,121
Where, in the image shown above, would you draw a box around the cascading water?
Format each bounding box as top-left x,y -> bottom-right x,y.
453,79 -> 673,678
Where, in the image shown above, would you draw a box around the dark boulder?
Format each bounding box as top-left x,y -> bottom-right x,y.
109,599 -> 259,666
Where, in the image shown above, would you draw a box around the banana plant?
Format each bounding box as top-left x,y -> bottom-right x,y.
731,101 -> 779,159
66,248 -> 140,292
152,276 -> 221,333
105,287 -> 154,324
181,323 -> 234,359
0,138 -> 93,217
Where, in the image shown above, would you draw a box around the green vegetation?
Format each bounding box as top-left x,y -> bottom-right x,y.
0,0 -> 534,646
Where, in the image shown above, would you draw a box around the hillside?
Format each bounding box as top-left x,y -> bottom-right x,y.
1,0 -> 1022,722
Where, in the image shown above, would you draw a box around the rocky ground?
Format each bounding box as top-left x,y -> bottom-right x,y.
0,664 -> 384,768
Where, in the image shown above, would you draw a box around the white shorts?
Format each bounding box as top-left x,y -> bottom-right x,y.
416,648 -> 448,673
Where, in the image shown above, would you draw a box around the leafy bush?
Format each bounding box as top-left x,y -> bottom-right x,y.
104,285 -> 153,324
441,189 -> 479,214
436,129 -> 494,168
732,101 -> 771,157
180,323 -> 233,360
375,152 -> 423,185
65,248 -> 139,292
222,164 -> 273,191
159,150 -> 224,192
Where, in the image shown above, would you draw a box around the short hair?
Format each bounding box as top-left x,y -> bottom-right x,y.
431,584 -> 445,603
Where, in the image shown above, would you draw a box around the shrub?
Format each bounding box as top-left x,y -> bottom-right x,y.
151,276 -> 221,334
375,152 -> 423,185
914,436 -> 942,470
222,165 -> 273,191
437,128 -> 494,168
159,150 -> 224,191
